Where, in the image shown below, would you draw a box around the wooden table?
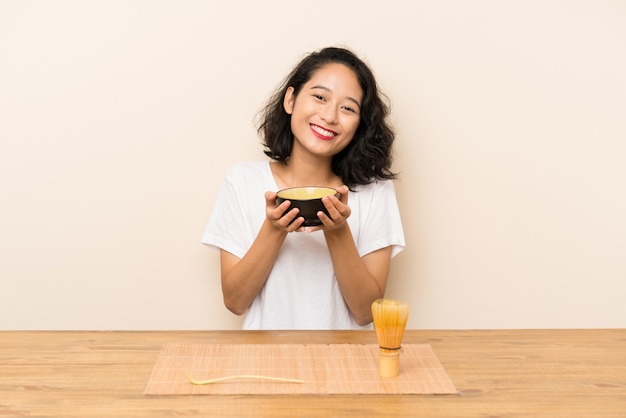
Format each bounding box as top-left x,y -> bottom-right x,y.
1,329 -> 624,417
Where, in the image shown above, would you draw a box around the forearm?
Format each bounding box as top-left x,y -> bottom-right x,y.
324,225 -> 389,325
221,219 -> 288,315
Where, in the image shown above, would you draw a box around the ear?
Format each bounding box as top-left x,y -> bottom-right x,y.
283,86 -> 295,115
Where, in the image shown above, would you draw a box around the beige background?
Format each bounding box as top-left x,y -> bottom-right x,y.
1,0 -> 624,330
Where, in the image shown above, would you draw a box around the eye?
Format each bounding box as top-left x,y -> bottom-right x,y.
341,105 -> 357,114
313,94 -> 326,102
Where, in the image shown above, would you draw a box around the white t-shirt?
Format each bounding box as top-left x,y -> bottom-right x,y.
202,161 -> 405,330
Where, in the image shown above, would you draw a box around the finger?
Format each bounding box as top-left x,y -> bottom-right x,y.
275,199 -> 293,214
320,197 -> 339,220
316,210 -> 333,226
271,205 -> 299,225
265,191 -> 279,213
284,212 -> 305,231
321,195 -> 348,220
267,201 -> 289,221
335,185 -> 349,204
330,193 -> 351,218
265,191 -> 277,204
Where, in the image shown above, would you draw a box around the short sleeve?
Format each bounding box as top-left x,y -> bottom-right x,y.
201,177 -> 243,257
353,180 -> 405,258
201,161 -> 275,258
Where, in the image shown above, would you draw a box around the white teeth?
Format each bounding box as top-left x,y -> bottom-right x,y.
312,125 -> 335,138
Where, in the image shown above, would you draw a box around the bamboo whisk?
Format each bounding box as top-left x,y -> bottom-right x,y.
371,298 -> 410,377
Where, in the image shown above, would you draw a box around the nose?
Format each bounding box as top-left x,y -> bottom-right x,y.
319,105 -> 338,124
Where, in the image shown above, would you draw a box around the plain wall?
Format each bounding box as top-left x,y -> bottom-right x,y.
1,0 -> 624,330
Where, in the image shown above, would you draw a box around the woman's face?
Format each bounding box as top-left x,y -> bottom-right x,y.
283,63 -> 363,160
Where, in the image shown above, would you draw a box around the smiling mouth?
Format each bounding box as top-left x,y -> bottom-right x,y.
311,124 -> 337,140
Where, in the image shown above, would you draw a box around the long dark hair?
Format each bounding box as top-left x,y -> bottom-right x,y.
257,46 -> 397,189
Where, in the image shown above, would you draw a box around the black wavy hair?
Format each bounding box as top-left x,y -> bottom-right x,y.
257,46 -> 397,189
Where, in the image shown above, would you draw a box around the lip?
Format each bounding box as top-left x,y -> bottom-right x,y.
310,124 -> 337,141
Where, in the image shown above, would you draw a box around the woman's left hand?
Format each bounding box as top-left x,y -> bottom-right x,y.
301,185 -> 351,232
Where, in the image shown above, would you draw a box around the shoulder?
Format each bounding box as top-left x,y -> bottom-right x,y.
224,161 -> 270,181
348,180 -> 400,214
351,179 -> 397,198
225,160 -> 269,175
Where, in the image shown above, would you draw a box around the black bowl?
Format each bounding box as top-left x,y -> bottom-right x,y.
276,187 -> 338,226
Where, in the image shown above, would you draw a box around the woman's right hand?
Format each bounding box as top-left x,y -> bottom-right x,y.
265,191 -> 305,232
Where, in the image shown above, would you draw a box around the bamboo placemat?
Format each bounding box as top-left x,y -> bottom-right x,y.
144,343 -> 457,395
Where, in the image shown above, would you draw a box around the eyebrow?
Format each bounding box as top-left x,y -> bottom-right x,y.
310,85 -> 361,109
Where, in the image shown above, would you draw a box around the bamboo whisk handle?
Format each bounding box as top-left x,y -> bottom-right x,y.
378,347 -> 401,377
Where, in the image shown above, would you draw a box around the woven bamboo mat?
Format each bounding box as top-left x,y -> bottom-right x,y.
144,343 -> 457,395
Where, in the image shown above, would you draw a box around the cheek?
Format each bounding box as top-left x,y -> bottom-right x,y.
345,118 -> 361,136
290,116 -> 306,140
